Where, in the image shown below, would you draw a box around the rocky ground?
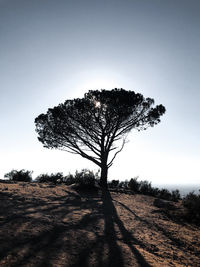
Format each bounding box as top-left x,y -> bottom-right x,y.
0,182 -> 199,267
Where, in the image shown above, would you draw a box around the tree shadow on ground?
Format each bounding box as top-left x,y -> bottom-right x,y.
70,189 -> 152,267
114,199 -> 186,251
0,187 -> 177,266
101,189 -> 151,267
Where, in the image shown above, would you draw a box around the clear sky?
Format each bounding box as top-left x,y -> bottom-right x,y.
0,0 -> 200,185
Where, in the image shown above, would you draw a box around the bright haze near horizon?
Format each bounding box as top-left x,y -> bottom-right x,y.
0,0 -> 199,186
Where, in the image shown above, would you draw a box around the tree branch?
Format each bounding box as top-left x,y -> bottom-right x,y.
107,138 -> 126,168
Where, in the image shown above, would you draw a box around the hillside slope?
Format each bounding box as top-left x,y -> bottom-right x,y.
0,182 -> 199,266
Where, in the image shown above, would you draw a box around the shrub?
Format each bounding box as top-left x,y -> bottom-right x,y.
150,187 -> 161,197
63,174 -> 76,185
110,176 -> 181,202
158,188 -> 172,200
74,169 -> 96,189
109,180 -> 119,188
183,192 -> 200,223
139,180 -> 153,195
171,189 -> 181,202
118,180 -> 129,189
50,172 -> 64,183
36,172 -> 64,183
36,173 -> 50,183
128,178 -> 161,197
4,169 -> 32,182
128,177 -> 140,192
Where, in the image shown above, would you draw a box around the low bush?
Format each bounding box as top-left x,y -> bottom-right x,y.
127,177 -> 180,201
158,188 -> 172,200
128,178 -> 155,196
36,172 -> 64,183
108,180 -> 119,188
118,180 -> 129,189
150,187 -> 161,197
171,189 -> 181,202
74,169 -> 96,189
63,174 -> 76,185
4,169 -> 32,182
183,192 -> 200,224
139,180 -> 153,195
128,177 -> 140,192
36,173 -> 51,183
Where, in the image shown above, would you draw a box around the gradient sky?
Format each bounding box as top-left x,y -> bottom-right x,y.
0,0 -> 200,185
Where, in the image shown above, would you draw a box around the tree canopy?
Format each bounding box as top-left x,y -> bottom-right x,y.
35,88 -> 166,187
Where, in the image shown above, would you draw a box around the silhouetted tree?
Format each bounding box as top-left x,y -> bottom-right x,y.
35,88 -> 165,188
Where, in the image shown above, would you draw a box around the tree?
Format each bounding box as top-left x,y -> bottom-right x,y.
35,88 -> 165,188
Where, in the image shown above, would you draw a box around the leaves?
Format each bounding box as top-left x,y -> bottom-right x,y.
35,88 -> 166,168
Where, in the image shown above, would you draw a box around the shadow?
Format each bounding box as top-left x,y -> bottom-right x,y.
0,186 -> 198,266
0,188 -> 104,266
114,199 -> 191,252
0,187 -> 153,266
71,189 -> 152,267
101,189 -> 152,267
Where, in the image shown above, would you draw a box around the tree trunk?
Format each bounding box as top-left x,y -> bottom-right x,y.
100,163 -> 108,188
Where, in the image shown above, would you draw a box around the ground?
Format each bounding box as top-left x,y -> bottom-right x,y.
0,182 -> 199,267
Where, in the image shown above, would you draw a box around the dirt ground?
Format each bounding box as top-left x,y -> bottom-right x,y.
0,182 -> 199,267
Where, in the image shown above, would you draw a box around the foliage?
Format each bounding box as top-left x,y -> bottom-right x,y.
118,180 -> 129,189
36,172 -> 64,183
63,174 -> 76,185
108,180 -> 119,188
138,180 -> 153,195
183,192 -> 200,223
158,188 -> 172,200
122,177 -> 180,202
128,177 -> 140,192
4,169 -> 33,182
35,88 -> 166,187
74,169 -> 96,189
150,187 -> 161,197
171,190 -> 181,202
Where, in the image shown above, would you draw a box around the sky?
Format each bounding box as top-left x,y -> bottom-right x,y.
0,0 -> 200,186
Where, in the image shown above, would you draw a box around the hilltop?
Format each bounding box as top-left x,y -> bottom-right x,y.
0,182 -> 199,266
